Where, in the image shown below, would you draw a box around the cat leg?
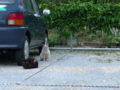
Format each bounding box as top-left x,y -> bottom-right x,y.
40,53 -> 44,61
41,56 -> 45,61
45,57 -> 47,61
43,56 -> 46,61
47,53 -> 50,61
45,55 -> 49,61
41,58 -> 44,61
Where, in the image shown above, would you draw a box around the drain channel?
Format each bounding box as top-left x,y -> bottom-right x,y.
0,83 -> 120,88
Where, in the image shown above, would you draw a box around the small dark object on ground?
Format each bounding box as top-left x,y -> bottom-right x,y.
22,58 -> 38,69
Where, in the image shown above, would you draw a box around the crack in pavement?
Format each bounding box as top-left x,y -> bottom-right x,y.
22,52 -> 70,81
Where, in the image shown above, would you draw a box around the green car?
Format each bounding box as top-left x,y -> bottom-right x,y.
0,0 -> 50,65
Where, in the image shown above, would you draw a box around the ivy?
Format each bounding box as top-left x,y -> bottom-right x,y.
40,2 -> 120,44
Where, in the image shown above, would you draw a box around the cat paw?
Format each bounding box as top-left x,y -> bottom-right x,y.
40,58 -> 44,61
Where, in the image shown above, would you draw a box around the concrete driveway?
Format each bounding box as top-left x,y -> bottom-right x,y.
0,50 -> 120,90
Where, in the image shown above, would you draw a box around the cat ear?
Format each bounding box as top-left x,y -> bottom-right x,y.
33,60 -> 37,63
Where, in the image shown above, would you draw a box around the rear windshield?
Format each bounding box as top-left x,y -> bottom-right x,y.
0,0 -> 15,4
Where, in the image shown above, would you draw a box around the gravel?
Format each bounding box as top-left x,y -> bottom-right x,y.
0,50 -> 120,90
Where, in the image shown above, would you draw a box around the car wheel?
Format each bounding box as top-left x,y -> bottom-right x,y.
15,36 -> 29,66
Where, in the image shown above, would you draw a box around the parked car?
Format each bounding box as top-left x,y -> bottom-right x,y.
0,0 -> 50,65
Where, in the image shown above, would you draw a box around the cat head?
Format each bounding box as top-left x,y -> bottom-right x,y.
22,59 -> 29,64
22,59 -> 30,69
22,58 -> 38,69
42,44 -> 49,50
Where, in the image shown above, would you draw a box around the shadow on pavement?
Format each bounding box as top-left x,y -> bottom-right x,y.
0,50 -> 39,65
0,52 -> 15,65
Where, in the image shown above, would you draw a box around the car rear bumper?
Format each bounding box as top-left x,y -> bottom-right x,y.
0,26 -> 25,49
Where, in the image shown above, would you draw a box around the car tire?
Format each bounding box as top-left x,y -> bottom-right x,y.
15,36 -> 29,66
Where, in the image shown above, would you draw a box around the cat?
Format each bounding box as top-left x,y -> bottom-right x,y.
40,44 -> 50,61
22,58 -> 38,69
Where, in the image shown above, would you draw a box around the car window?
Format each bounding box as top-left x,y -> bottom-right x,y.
23,0 -> 34,13
0,0 -> 14,4
31,0 -> 40,14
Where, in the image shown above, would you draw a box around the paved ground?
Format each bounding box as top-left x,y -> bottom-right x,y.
0,50 -> 120,90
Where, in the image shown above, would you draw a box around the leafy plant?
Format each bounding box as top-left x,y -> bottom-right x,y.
40,2 -> 120,45
48,29 -> 58,46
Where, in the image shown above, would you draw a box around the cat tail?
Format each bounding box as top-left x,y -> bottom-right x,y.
45,37 -> 48,45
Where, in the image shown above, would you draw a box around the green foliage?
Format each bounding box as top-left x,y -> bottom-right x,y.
40,2 -> 120,30
40,2 -> 120,44
38,0 -> 120,4
48,29 -> 58,45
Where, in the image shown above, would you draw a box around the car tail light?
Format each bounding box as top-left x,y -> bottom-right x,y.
8,13 -> 24,26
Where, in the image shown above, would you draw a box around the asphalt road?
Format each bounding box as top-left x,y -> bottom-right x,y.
0,50 -> 120,90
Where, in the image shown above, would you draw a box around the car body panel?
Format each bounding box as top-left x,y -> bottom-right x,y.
0,0 -> 47,50
0,26 -> 25,49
